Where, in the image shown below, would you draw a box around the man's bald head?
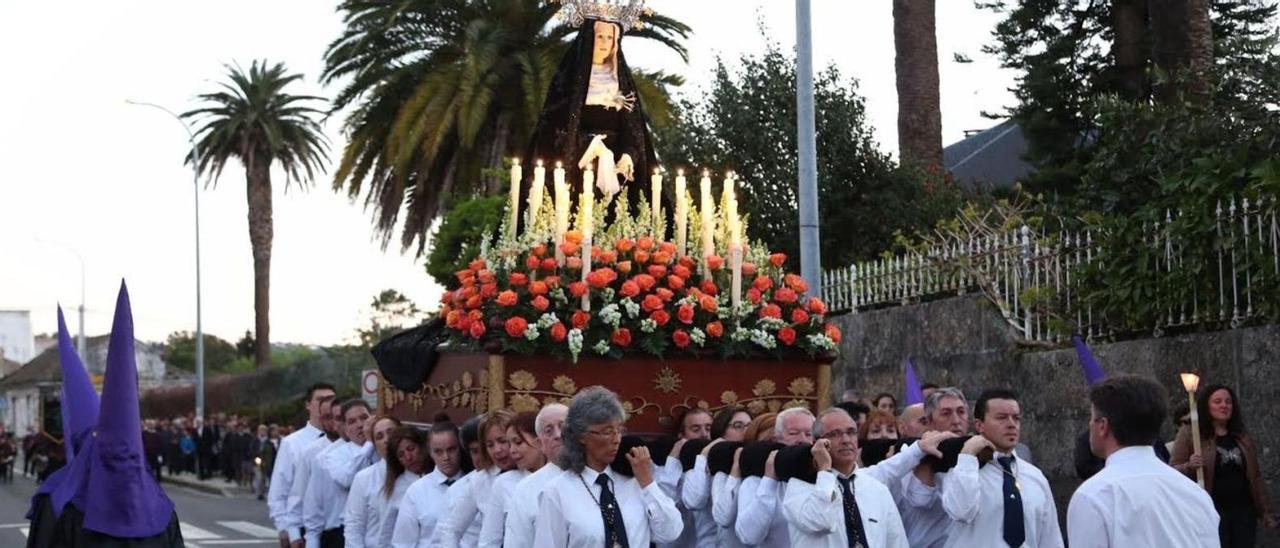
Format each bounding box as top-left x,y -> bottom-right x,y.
899,403 -> 928,438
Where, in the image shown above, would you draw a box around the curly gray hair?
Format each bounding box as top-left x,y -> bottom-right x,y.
557,386 -> 626,473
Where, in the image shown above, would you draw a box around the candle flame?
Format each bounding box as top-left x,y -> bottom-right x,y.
1180,373 -> 1200,393
556,160 -> 564,168
536,159 -> 543,167
677,168 -> 684,176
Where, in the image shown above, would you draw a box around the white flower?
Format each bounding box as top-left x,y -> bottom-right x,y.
568,329 -> 584,362
593,340 -> 612,355
689,328 -> 706,346
601,287 -> 616,303
622,299 -> 641,319
600,304 -> 622,328
756,317 -> 786,332
524,324 -> 540,341
537,313 -> 559,329
806,334 -> 837,351
750,329 -> 777,349
640,319 -> 657,333
552,288 -> 569,305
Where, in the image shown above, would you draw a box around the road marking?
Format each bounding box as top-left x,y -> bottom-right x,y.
0,523 -> 29,529
180,522 -> 222,540
216,521 -> 278,538
19,527 -> 29,538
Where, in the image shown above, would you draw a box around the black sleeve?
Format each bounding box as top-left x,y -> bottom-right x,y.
1074,429 -> 1104,480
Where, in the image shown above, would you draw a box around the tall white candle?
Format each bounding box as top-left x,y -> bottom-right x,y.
675,170 -> 688,257
509,158 -> 522,239
580,168 -> 595,311
527,159 -> 545,228
650,168 -> 662,237
700,170 -> 715,274
554,161 -> 568,266
728,174 -> 742,307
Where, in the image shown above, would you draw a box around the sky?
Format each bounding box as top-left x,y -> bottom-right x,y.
0,1 -> 1016,347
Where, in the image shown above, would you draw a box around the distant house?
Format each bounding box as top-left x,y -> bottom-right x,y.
0,310 -> 35,365
0,334 -> 169,435
944,119 -> 1034,190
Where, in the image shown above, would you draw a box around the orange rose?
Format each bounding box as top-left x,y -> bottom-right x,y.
529,281 -> 549,296
505,316 -> 529,338
611,328 -> 632,347
807,297 -> 827,315
587,269 -> 609,289
569,281 -> 588,298
699,295 -> 719,314
677,304 -> 695,324
659,242 -> 677,256
468,321 -> 486,339
778,327 -> 797,346
543,275 -> 562,288
647,264 -> 668,278
564,230 -> 584,245
456,269 -> 475,284
773,287 -> 798,304
769,253 -> 786,268
541,258 -> 558,272
650,309 -> 670,326
620,280 -> 640,297
456,313 -> 473,331
467,310 -> 483,322
791,308 -> 810,324
465,295 -> 484,309
616,260 -> 633,274
469,258 -> 487,271
655,288 -> 675,302
666,275 -> 685,291
509,272 -> 529,287
742,262 -> 757,277
706,254 -> 724,271
615,238 -> 635,253
572,310 -> 591,330
679,256 -> 698,269
651,251 -> 671,265
753,276 -> 773,292
599,250 -> 618,264
531,296 -> 550,312
634,250 -> 650,264
532,244 -> 548,257
525,255 -> 541,271
672,329 -> 691,348
445,310 -> 462,328
477,269 -> 496,284
673,264 -> 693,279
706,321 -> 724,338
700,279 -> 718,296
480,283 -> 498,299
747,288 -> 762,304
642,294 -> 664,312
566,256 -> 583,270
637,236 -> 655,251
759,304 -> 782,319
560,242 -> 581,258
550,322 -> 568,342
825,324 -> 842,344
784,274 -> 809,293
634,274 -> 657,292
496,290 -> 519,307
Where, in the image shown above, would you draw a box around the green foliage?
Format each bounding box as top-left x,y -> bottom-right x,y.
658,37 -> 961,269
427,195 -> 506,288
234,330 -> 255,358
161,331 -> 239,374
355,289 -> 425,348
321,0 -> 691,255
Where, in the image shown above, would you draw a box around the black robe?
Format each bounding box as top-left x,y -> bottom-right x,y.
45,506 -> 184,548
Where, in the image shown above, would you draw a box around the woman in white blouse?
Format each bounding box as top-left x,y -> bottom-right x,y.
479,412 -> 547,547
343,419 -> 425,548
534,386 -> 683,548
436,410 -> 514,548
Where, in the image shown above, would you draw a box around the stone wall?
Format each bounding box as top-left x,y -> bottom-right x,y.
831,295 -> 1280,542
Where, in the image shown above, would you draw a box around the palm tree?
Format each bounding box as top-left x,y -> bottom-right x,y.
1149,0 -> 1214,103
183,61 -> 329,370
322,0 -> 690,255
892,0 -> 942,170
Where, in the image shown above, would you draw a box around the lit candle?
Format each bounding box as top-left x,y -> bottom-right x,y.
675,169 -> 688,257
727,172 -> 742,307
580,168 -> 595,311
527,159 -> 545,228
700,170 -> 714,274
509,158 -> 522,239
651,168 -> 662,237
554,161 -> 568,266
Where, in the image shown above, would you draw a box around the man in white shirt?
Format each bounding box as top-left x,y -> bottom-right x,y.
504,403 -> 569,548
268,382 -> 334,548
657,408 -> 714,548
736,406 -> 814,547
938,389 -> 1064,548
900,387 -> 972,548
1067,375 -> 1220,547
393,419 -> 465,548
303,399 -> 371,548
782,408 -> 909,548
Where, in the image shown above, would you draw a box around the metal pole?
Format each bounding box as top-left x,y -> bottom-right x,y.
34,239 -> 87,359
126,100 -> 204,421
795,0 -> 822,299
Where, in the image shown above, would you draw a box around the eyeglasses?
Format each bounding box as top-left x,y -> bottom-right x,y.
586,426 -> 626,438
728,421 -> 750,430
821,427 -> 858,441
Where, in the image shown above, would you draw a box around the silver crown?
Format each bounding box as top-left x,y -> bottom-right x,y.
550,0 -> 653,31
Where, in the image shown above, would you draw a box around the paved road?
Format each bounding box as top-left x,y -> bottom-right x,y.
0,473 -> 279,547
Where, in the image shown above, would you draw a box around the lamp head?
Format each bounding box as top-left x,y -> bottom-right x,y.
1180,373 -> 1200,393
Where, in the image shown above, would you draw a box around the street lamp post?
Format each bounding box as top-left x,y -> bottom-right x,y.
36,239 -> 87,358
127,100 -> 205,420
795,0 -> 822,299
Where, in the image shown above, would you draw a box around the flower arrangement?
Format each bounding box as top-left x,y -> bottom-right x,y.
436,167 -> 841,363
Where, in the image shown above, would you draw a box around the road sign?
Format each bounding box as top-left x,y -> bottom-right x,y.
361,369 -> 380,410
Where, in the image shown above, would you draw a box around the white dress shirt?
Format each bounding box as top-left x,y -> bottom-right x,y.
432,469 -> 489,548
782,470 -> 909,548
939,453 -> 1064,548
304,440 -> 350,547
268,421 -> 322,540
735,476 -> 790,547
392,468 -> 462,548
710,473 -> 748,548
290,435 -> 334,544
504,463 -> 562,548
478,469 -> 530,548
344,463 -> 419,548
326,440 -> 375,490
678,456 -> 718,547
899,472 -> 950,548
1066,446 -> 1220,548
533,465 -> 684,548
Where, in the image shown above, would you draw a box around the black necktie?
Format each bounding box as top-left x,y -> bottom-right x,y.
838,476 -> 868,548
595,473 -> 629,548
444,477 -> 456,487
999,456 -> 1025,547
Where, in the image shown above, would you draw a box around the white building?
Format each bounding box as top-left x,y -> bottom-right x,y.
0,310 -> 35,365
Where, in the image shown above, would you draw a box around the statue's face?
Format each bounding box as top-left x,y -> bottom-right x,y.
592,22 -> 616,65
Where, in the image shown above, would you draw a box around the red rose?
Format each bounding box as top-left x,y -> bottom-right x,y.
747,288 -> 762,304
706,254 -> 724,271
647,264 -> 668,278
778,327 -> 797,346
650,309 -> 671,326
615,238 -> 635,253
742,262 -> 757,277
699,295 -> 719,314
469,258 -> 487,271
666,275 -> 686,291
550,322 -> 568,342
468,310 -> 483,322
672,329 -> 691,348
791,308 -> 810,324
634,274 -> 657,292
759,304 -> 782,319
634,250 -> 650,264
599,250 -> 618,264
753,276 -> 773,292
679,256 -> 698,269
480,283 -> 498,299
468,321 -> 486,339
611,328 -> 632,347
543,276 -> 561,288
529,281 -> 549,296
505,317 -> 529,338
456,270 -> 474,285
569,282 -> 588,298
825,324 -> 842,344
807,297 -> 827,315
465,295 -> 483,309
525,255 -> 541,271
457,313 -> 473,332
642,294 -> 664,313
655,288 -> 675,302
541,258 -> 558,272
769,253 -> 787,268
784,274 -> 809,293
700,279 -> 719,296
532,244 -> 547,257
509,272 -> 528,287
572,310 -> 591,330
531,296 -> 550,312
587,269 -> 609,289
673,264 -> 693,279
774,287 -> 798,304
637,236 -> 655,251
659,242 -> 677,256
706,321 -> 724,338
477,270 -> 496,284
496,290 -> 518,307
620,280 -> 641,298
677,304 -> 695,324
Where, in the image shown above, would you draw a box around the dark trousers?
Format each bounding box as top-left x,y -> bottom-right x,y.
1219,506 -> 1258,548
319,527 -> 344,548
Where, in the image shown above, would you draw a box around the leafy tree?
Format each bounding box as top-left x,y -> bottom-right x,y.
183,61 -> 329,370
321,0 -> 691,255
235,330 -> 255,359
658,39 -> 960,269
425,195 -> 506,289
162,331 -> 239,374
356,289 -> 425,347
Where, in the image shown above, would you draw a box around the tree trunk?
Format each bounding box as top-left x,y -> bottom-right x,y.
1148,0 -> 1213,104
483,111 -> 513,195
1112,0 -> 1150,100
893,0 -> 943,170
245,153 -> 274,370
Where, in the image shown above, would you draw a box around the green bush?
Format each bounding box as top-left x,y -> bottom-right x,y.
426,195 -> 506,289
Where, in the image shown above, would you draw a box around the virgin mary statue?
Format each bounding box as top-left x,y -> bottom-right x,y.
516,8 -> 663,233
